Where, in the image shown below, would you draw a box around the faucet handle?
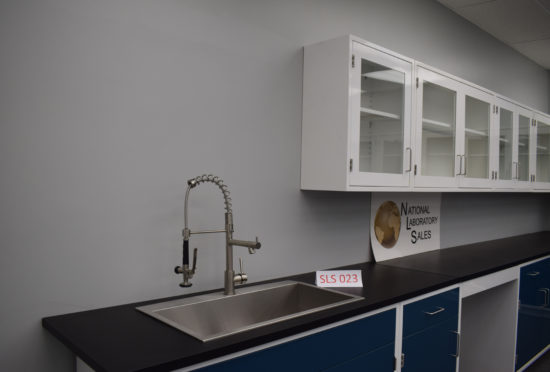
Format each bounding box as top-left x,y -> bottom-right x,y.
233,257 -> 248,285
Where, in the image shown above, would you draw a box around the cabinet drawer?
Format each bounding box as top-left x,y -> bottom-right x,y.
199,308 -> 396,372
403,288 -> 459,337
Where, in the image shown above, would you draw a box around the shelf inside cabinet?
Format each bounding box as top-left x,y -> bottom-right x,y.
361,70 -> 404,84
465,128 -> 488,137
422,118 -> 452,129
361,107 -> 401,120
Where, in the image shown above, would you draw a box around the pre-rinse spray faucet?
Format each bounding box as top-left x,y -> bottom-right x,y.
174,174 -> 261,295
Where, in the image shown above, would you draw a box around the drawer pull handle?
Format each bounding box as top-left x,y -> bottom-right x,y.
449,330 -> 460,358
424,306 -> 445,316
528,271 -> 540,276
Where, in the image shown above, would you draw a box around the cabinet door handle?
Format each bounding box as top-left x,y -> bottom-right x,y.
456,155 -> 463,176
538,288 -> 550,307
405,147 -> 412,172
462,155 -> 467,176
449,330 -> 460,358
527,271 -> 540,276
424,306 -> 445,316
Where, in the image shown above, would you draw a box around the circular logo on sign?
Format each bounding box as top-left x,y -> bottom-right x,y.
374,201 -> 401,248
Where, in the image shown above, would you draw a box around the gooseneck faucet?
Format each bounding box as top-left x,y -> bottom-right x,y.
174,174 -> 261,295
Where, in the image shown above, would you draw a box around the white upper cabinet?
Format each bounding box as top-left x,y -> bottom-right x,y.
301,35 -> 549,192
413,66 -> 496,189
301,35 -> 413,191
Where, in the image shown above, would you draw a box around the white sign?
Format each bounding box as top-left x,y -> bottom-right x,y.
316,270 -> 363,287
370,193 -> 441,262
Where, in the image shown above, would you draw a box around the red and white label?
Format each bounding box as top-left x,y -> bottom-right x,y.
315,270 -> 363,288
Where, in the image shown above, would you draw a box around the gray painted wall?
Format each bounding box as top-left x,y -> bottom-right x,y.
0,0 -> 548,370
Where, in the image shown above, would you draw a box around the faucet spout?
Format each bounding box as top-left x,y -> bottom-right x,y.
175,174 -> 261,295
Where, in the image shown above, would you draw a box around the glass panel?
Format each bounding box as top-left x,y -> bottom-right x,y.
464,96 -> 490,179
536,120 -> 550,183
421,82 -> 456,177
359,59 -> 404,174
498,108 -> 513,180
518,115 -> 530,182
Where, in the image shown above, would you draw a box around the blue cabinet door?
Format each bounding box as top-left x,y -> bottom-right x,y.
402,289 -> 459,372
402,317 -> 458,372
322,342 -> 395,372
517,257 -> 550,370
198,309 -> 395,372
516,306 -> 550,368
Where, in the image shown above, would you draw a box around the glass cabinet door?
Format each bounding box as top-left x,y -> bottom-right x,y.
516,106 -> 535,187
498,107 -> 514,182
420,82 -> 456,178
463,95 -> 491,181
359,59 -> 404,174
459,86 -> 494,188
517,113 -> 532,183
535,114 -> 550,186
414,67 -> 460,188
349,42 -> 412,187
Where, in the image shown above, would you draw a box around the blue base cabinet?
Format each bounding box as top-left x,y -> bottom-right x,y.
516,258 -> 550,370
401,288 -> 459,372
198,309 -> 396,372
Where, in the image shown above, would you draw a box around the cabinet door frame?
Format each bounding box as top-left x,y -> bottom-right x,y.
459,84 -> 495,189
515,105 -> 535,190
493,97 -> 518,190
349,41 -> 413,188
533,111 -> 550,190
413,66 -> 463,189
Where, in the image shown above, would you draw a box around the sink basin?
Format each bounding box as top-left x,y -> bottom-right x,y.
136,281 -> 362,342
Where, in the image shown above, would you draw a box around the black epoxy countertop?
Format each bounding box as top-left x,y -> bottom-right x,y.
43,231 -> 550,372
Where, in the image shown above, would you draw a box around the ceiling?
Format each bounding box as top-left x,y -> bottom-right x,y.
437,0 -> 550,69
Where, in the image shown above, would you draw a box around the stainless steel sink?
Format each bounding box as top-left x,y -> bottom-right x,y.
136,281 -> 362,342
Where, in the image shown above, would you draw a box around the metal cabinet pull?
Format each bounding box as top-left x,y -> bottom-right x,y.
456,155 -> 463,176
462,155 -> 467,176
527,271 -> 540,276
405,147 -> 412,172
538,288 -> 550,307
449,330 -> 460,358
423,306 -> 445,316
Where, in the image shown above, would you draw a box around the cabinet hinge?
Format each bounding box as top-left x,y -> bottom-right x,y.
351,54 -> 355,68
416,77 -> 419,88
349,158 -> 353,172
401,353 -> 405,368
